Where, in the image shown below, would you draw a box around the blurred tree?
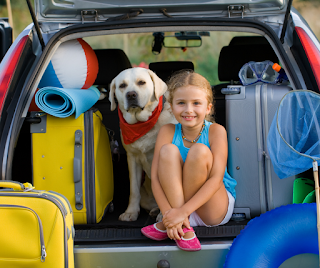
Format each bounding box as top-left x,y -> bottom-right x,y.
84,31 -> 246,84
0,0 -> 319,82
0,0 -> 33,40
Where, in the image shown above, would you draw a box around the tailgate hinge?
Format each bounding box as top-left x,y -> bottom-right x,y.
228,5 -> 245,18
81,10 -> 98,23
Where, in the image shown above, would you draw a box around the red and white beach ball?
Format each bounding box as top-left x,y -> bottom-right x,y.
38,38 -> 98,89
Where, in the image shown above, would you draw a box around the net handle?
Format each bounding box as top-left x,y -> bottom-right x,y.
313,161 -> 320,266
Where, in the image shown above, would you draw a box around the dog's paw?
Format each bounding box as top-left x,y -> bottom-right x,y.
118,211 -> 139,221
149,207 -> 160,218
156,211 -> 163,222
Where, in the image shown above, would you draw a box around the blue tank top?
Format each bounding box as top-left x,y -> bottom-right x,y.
172,120 -> 237,199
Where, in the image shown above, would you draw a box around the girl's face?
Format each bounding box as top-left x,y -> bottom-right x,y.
171,85 -> 212,127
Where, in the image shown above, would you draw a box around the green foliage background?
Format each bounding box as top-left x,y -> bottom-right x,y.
82,32 -> 252,84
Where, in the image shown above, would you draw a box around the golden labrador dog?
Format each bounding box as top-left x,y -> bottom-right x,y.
109,67 -> 176,221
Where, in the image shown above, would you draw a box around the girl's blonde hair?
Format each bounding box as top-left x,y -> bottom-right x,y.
166,70 -> 215,122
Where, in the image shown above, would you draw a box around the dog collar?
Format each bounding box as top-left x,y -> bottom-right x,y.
118,95 -> 164,145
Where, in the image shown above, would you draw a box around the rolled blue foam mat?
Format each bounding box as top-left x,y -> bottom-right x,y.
35,86 -> 100,118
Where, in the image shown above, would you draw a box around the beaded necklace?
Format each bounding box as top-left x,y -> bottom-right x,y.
181,122 -> 206,143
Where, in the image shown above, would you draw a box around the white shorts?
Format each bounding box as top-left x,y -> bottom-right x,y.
188,190 -> 235,227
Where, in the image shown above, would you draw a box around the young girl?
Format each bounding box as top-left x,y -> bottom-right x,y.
141,70 -> 236,251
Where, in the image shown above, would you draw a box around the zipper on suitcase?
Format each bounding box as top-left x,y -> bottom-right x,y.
260,84 -> 295,212
255,85 -> 268,214
261,84 -> 274,211
0,192 -> 68,218
42,192 -> 69,216
0,204 -> 47,262
48,190 -> 73,214
84,109 -> 96,224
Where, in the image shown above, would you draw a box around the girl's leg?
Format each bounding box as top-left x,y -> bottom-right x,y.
183,143 -> 229,226
156,144 -> 184,230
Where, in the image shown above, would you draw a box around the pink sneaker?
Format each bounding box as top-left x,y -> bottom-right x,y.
175,227 -> 201,251
141,223 -> 168,241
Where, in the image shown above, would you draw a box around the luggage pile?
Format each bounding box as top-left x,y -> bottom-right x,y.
0,38 -> 114,267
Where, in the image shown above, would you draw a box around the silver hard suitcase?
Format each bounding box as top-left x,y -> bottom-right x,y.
224,83 -> 295,218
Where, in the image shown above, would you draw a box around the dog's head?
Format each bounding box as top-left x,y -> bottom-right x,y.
109,68 -> 167,118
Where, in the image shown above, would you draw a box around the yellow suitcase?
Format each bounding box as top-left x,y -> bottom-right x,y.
0,181 -> 74,268
30,109 -> 114,224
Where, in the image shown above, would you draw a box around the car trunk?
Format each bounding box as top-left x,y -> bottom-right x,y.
12,95 -> 248,268
7,12 -> 310,266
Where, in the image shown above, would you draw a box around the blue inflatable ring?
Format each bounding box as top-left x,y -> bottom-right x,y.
224,203 -> 318,268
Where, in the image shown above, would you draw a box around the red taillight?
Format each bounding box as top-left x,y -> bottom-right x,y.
0,35 -> 29,116
295,26 -> 320,91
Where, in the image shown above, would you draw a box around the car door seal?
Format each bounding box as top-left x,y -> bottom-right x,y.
26,0 -> 45,50
280,0 -> 294,44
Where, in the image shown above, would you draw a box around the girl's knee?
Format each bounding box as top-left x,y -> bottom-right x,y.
188,143 -> 212,161
159,144 -> 180,161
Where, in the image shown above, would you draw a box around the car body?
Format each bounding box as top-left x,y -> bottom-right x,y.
0,0 -> 320,267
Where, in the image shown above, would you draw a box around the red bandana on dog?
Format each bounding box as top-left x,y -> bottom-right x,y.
118,96 -> 164,145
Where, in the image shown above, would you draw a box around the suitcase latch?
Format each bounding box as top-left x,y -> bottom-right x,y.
29,112 -> 47,134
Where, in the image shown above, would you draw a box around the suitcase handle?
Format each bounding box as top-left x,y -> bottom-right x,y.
74,130 -> 83,210
0,181 -> 34,191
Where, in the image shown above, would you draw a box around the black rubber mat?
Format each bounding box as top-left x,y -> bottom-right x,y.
74,222 -> 247,243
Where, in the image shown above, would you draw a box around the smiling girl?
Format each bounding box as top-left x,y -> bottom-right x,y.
141,70 -> 237,251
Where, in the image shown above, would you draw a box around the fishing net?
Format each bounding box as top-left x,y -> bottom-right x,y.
268,90 -> 320,179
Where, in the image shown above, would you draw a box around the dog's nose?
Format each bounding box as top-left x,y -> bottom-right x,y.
126,91 -> 137,100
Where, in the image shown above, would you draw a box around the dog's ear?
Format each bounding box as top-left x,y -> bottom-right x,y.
109,79 -> 117,111
147,69 -> 167,101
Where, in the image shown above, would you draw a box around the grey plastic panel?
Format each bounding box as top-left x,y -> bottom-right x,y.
74,244 -> 318,268
35,0 -> 288,23
74,243 -> 232,268
226,84 -> 267,217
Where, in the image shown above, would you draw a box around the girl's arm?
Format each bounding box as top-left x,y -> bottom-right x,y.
163,123 -> 228,227
151,124 -> 176,215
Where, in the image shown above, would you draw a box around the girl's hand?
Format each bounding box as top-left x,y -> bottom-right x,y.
162,208 -> 189,229
182,217 -> 191,230
166,223 -> 184,240
166,218 -> 192,240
